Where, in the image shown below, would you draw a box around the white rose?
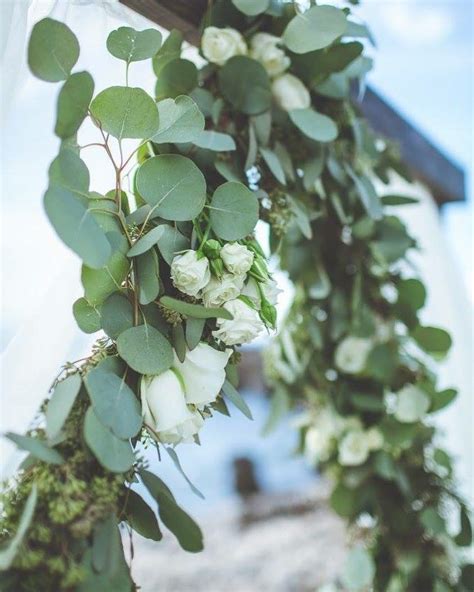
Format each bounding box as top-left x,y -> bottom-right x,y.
220,242 -> 254,275
272,73 -> 311,112
141,371 -> 203,445
201,26 -> 247,66
212,298 -> 265,346
202,273 -> 245,308
173,343 -> 231,407
242,277 -> 282,310
171,250 -> 210,297
250,32 -> 290,78
338,430 -> 370,466
335,336 -> 373,374
394,385 -> 430,423
366,427 -> 384,451
305,427 -> 333,463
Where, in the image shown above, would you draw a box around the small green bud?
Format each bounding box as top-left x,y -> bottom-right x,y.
249,255 -> 269,283
203,239 -> 221,259
210,257 -> 224,278
245,238 -> 266,258
260,301 -> 277,329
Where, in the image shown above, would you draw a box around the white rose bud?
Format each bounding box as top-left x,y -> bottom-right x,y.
220,242 -> 254,275
173,343 -> 231,407
201,26 -> 247,66
272,73 -> 311,112
202,273 -> 245,308
305,427 -> 333,463
250,32 -> 290,78
141,371 -> 203,445
335,336 -> 373,375
242,277 -> 281,310
171,250 -> 210,297
394,385 -> 430,423
338,430 -> 370,466
262,277 -> 282,306
213,298 -> 265,346
366,427 -> 384,451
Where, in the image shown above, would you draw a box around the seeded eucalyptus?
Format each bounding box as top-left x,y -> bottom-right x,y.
1,1 -> 472,591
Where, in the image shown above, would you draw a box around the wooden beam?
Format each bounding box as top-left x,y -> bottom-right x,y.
119,0 -> 465,205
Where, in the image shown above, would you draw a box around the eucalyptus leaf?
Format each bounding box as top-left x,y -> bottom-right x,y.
193,130 -> 236,151
160,296 -> 233,320
136,155 -> 206,221
28,18 -> 79,82
346,167 -> 383,220
48,149 -> 90,197
222,380 -> 253,420
156,224 -> 190,265
153,95 -> 205,144
412,326 -> 452,359
73,297 -> 101,334
6,433 -> 64,465
128,226 -> 165,257
90,86 -> 159,140
283,6 -> 347,54
125,490 -> 162,541
164,447 -> 204,499
107,27 -> 162,63
44,186 -> 111,269
219,56 -> 271,115
0,485 -> 37,570
232,0 -> 269,15
155,59 -> 198,100
185,318 -> 206,350
85,366 -> 142,439
81,251 -> 130,306
55,71 -> 94,138
117,324 -> 173,375
101,292 -> 134,339
341,546 -> 375,590
209,181 -> 259,241
259,147 -> 286,185
136,249 -> 160,305
152,29 -> 183,76
83,407 -> 135,473
289,108 -> 338,143
46,373 -> 82,440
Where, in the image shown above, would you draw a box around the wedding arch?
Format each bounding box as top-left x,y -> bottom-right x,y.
1,1 -> 472,591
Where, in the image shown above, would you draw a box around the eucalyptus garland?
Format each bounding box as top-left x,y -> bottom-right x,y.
0,1 -> 472,591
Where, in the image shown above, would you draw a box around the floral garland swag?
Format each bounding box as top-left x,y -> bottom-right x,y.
0,1 -> 472,591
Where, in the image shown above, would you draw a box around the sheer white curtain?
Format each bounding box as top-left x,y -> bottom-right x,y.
0,0 -> 164,478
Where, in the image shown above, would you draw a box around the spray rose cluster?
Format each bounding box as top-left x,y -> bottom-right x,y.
201,26 -> 311,112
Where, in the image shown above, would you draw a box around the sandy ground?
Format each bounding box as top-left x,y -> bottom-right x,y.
131,487 -> 347,592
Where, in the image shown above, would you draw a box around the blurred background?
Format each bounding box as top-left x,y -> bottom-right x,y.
1,1 -> 472,589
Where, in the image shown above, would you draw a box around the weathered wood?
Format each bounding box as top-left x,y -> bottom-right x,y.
119,0 -> 465,205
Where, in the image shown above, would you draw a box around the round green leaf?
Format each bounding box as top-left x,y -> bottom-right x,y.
125,490 -> 162,541
28,17 -> 79,82
156,224 -> 190,265
101,292 -> 134,339
73,297 -> 101,334
90,86 -> 159,140
106,27 -> 162,63
232,0 -> 269,16
209,181 -> 259,240
128,226 -> 165,257
218,56 -> 271,115
44,186 -> 111,269
155,58 -> 198,100
85,367 -> 142,439
48,149 -> 90,196
117,325 -> 173,375
55,71 -> 94,139
136,155 -> 206,221
193,130 -> 236,152
153,95 -> 205,144
45,373 -> 82,440
136,249 -> 160,305
6,433 -> 64,465
412,326 -> 452,359
289,108 -> 338,143
81,251 -> 130,306
341,546 -> 375,591
83,407 -> 135,473
283,5 -> 347,54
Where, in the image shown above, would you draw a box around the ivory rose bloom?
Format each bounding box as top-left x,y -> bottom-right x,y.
250,32 -> 290,78
171,250 -> 210,297
173,343 -> 231,407
201,26 -> 247,66
305,408 -> 344,463
272,73 -> 311,112
220,242 -> 254,275
338,430 -> 370,466
242,277 -> 281,309
141,371 -> 203,444
366,427 -> 384,450
394,385 -> 430,423
334,336 -> 373,375
213,298 -> 264,346
202,273 -> 245,308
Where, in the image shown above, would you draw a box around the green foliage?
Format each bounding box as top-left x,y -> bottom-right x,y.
153,95 -> 205,143
155,59 -> 198,100
283,5 -> 347,54
45,373 -> 82,441
232,0 -> 269,16
218,56 -> 271,115
209,181 -> 259,240
116,325 -> 173,375
107,27 -> 162,63
55,71 -> 94,138
289,108 -> 338,143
